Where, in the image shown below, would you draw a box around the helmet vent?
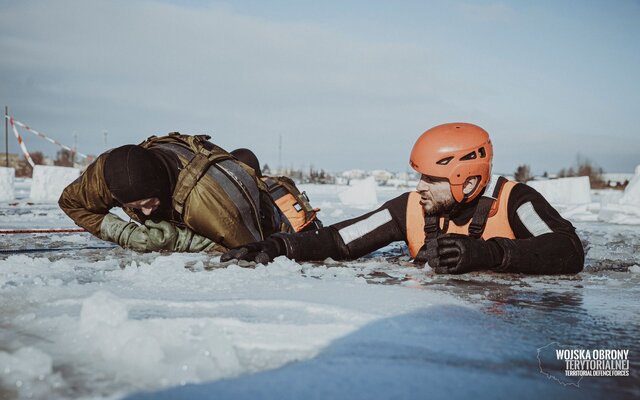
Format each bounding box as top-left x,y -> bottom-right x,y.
460,151 -> 477,161
478,147 -> 486,158
436,156 -> 454,165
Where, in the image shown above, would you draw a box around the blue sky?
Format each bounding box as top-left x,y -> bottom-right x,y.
1,0 -> 638,174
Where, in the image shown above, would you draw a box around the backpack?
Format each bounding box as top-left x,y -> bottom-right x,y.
261,176 -> 322,233
140,133 -> 269,240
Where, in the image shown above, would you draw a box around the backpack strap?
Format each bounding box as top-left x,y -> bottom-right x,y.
173,146 -> 232,214
467,176 -> 507,239
260,177 -> 289,232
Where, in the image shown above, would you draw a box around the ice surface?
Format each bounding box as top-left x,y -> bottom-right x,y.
0,251 -> 466,399
13,178 -> 31,200
338,176 -> 378,207
0,167 -> 15,202
1,181 -> 639,400
29,165 -> 80,203
527,176 -> 591,205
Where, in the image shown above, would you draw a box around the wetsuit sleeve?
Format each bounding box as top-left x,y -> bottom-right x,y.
58,154 -> 117,237
278,193 -> 410,261
489,183 -> 584,274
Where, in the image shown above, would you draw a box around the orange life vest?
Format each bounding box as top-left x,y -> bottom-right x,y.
406,179 -> 517,257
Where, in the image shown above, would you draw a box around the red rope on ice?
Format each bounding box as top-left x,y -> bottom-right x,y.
0,228 -> 88,234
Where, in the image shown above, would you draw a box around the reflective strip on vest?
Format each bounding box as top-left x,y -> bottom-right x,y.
154,142 -> 264,241
516,201 -> 552,237
339,209 -> 393,245
405,180 -> 517,257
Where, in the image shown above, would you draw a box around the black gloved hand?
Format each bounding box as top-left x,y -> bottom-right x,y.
413,237 -> 441,269
429,234 -> 503,274
220,237 -> 285,264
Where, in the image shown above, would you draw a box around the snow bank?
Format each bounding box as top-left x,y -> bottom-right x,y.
557,167 -> 640,225
527,176 -> 590,205
338,176 -> 378,207
0,167 -> 15,201
29,165 -> 80,203
620,165 -> 640,206
595,165 -> 640,224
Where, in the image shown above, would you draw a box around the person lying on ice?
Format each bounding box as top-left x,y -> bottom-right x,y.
59,132 -> 321,253
222,123 -> 584,274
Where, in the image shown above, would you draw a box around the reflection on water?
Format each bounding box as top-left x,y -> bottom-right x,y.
344,250 -> 640,397
441,277 -> 639,395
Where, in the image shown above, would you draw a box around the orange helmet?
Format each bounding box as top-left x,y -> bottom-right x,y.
410,122 -> 493,203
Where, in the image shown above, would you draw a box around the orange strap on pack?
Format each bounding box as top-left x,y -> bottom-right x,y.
262,176 -> 320,232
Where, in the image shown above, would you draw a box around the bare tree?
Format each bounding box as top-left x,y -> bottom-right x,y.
514,164 -> 532,183
556,155 -> 607,189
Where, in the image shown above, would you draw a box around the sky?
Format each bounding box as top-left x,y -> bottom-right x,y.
0,0 -> 639,175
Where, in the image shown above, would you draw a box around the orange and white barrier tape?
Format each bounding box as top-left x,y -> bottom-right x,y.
9,116 -> 35,167
5,115 -> 89,167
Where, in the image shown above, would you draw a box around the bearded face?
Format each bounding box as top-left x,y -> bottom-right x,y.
416,175 -> 456,216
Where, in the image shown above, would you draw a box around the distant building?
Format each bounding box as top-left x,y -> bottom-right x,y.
370,169 -> 394,185
342,169 -> 367,180
602,173 -> 633,189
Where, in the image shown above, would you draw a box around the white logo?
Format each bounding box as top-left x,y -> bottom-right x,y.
537,342 -> 630,387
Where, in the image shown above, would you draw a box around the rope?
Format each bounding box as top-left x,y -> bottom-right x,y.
0,228 -> 88,234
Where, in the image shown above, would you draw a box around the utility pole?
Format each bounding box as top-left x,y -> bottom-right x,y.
72,131 -> 78,165
103,130 -> 108,150
4,106 -> 7,167
278,133 -> 282,173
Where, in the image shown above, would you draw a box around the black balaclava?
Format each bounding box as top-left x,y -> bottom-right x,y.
103,145 -> 170,204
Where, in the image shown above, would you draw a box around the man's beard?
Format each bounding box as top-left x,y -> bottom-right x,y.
423,196 -> 456,216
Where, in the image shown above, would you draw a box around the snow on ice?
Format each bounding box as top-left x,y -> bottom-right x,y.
1,175 -> 640,400
0,250 -> 464,399
29,166 -> 80,203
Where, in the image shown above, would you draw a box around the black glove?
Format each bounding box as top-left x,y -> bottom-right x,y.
429,234 -> 503,274
413,237 -> 441,269
220,237 -> 285,264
